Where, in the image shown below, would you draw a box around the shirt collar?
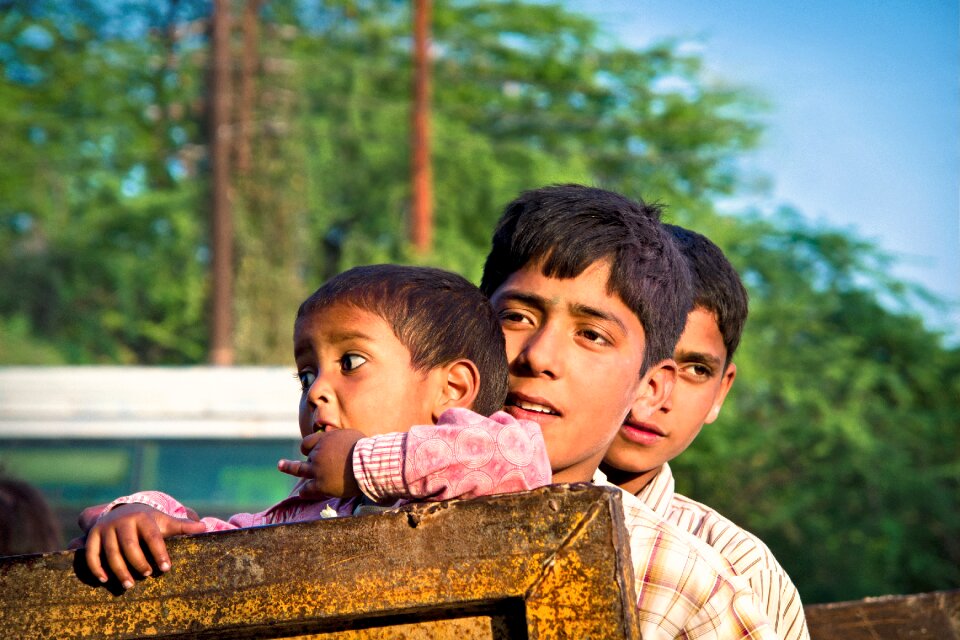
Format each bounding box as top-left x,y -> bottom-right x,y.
634,463 -> 675,519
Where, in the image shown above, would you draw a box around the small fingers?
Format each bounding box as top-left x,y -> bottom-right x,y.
140,524 -> 172,574
278,459 -> 311,478
102,529 -> 136,590
84,528 -> 108,583
300,431 -> 324,456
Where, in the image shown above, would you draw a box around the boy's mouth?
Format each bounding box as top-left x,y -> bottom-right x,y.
504,393 -> 560,419
313,419 -> 339,433
619,420 -> 665,445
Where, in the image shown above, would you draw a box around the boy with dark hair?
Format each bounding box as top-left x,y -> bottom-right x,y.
83,265 -> 547,588
290,186 -> 777,639
602,224 -> 809,639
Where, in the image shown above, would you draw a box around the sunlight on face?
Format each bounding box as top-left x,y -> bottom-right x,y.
604,307 -> 737,490
293,304 -> 439,439
491,261 -> 648,483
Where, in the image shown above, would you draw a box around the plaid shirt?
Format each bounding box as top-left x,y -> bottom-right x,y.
594,472 -> 777,639
637,464 -> 809,640
355,415 -> 776,639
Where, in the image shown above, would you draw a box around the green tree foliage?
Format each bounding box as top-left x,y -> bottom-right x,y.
0,0 -> 210,362
673,209 -> 960,602
0,0 -> 956,602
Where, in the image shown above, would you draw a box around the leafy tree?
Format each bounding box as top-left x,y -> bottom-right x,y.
0,0 -> 210,362
1,0 -> 957,603
672,209 -> 960,602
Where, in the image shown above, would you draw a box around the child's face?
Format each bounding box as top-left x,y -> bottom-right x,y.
604,307 -> 737,484
490,260 -> 648,483
293,303 -> 443,439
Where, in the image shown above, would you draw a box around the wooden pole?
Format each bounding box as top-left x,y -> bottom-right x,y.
210,0 -> 234,365
236,0 -> 261,176
411,0 -> 432,253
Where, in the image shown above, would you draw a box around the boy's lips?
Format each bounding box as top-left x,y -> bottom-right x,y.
313,418 -> 339,433
619,420 -> 666,445
504,392 -> 561,421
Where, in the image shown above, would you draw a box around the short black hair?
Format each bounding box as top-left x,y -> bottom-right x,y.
664,224 -> 748,363
480,184 -> 693,372
297,265 -> 508,416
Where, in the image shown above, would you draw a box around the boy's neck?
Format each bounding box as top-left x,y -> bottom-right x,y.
598,463 -> 664,496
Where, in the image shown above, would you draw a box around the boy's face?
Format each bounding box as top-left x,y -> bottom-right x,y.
603,307 -> 737,486
490,260 -> 648,483
293,303 -> 442,439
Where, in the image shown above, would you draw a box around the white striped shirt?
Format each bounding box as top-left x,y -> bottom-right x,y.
637,464 -> 810,640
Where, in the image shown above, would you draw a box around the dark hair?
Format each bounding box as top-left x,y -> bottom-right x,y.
664,224 -> 749,363
0,476 -> 63,556
297,265 -> 509,416
480,184 -> 693,372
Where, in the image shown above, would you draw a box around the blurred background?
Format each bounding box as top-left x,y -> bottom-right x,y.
0,0 -> 957,605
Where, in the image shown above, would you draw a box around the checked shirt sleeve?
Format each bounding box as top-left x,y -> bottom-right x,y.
353,408 -> 551,503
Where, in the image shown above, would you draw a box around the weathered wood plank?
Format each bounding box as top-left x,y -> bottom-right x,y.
805,590 -> 960,640
0,484 -> 638,639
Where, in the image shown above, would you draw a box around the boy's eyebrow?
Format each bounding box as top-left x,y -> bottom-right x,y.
675,349 -> 724,369
496,289 -> 627,333
326,329 -> 375,344
293,329 -> 375,358
568,302 -> 627,334
495,290 -> 548,309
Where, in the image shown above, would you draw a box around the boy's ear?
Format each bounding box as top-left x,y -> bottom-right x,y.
630,358 -> 677,423
430,359 -> 481,421
704,362 -> 737,424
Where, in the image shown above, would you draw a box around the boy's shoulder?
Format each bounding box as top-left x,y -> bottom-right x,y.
642,464 -> 788,576
594,470 -> 777,639
642,464 -> 811,640
593,469 -> 741,578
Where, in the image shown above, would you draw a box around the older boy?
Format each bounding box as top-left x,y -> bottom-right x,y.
601,224 -> 809,639
291,186 -> 777,639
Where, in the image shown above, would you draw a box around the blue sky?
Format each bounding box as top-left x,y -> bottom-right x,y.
565,0 -> 959,339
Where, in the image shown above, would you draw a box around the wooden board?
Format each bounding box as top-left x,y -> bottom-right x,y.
0,484 -> 639,639
805,590 -> 960,640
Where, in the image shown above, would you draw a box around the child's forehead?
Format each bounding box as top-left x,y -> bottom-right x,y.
294,303 -> 392,341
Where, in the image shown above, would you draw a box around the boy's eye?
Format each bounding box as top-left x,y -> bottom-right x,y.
297,371 -> 316,391
339,353 -> 367,372
680,363 -> 713,380
498,309 -> 534,326
578,328 -> 610,346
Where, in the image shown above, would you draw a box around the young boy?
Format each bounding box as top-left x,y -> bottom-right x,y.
601,224 -> 809,640
285,185 -> 778,639
82,264 -> 551,589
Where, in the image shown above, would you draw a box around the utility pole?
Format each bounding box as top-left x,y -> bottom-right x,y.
410,0 -> 432,253
209,0 -> 234,365
236,0 -> 261,176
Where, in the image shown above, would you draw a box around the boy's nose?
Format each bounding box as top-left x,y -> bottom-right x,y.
306,375 -> 334,407
514,326 -> 564,379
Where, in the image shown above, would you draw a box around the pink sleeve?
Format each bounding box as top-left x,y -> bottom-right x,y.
353,408 -> 551,503
97,491 -> 269,532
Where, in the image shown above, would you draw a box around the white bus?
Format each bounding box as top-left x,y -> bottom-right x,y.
0,367 -> 303,539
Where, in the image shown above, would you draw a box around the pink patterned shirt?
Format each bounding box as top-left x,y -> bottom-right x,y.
96,408 -> 550,531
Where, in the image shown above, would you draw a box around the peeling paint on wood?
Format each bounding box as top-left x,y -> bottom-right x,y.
0,484 -> 639,639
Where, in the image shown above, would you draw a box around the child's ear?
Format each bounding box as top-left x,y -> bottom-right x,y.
430,359 -> 481,421
630,358 -> 677,423
704,362 -> 737,424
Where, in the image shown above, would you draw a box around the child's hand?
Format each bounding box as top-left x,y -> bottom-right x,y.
84,503 -> 207,589
78,502 -> 200,533
278,429 -> 364,500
